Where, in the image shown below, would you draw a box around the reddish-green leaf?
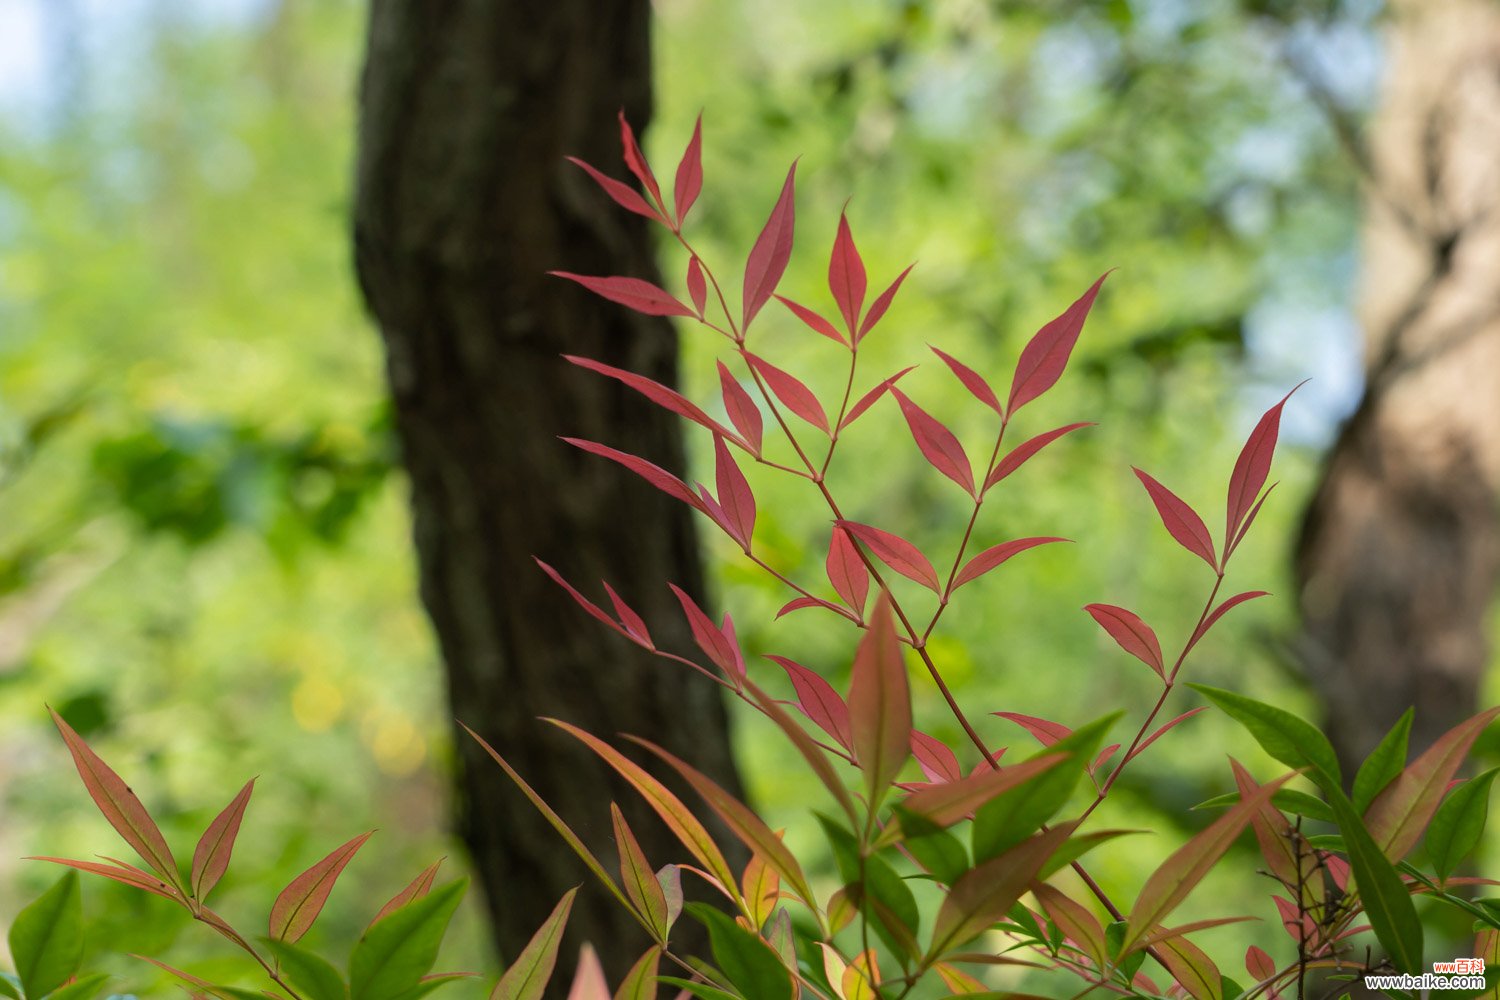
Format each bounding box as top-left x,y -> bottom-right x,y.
1156,933 -> 1223,1000
1231,761 -> 1313,901
550,273 -> 694,318
952,537 -> 1067,592
910,731 -> 962,784
995,713 -> 1071,747
563,438 -> 707,513
768,655 -> 851,751
269,832 -> 371,942
686,256 -> 707,316
610,805 -> 668,940
857,264 -> 913,342
930,347 -> 1002,415
669,583 -> 745,684
1134,468 -> 1218,571
1128,709 -> 1207,763
1226,383 -> 1304,544
1084,604 -> 1165,678
1122,773 -> 1291,953
712,435 -> 755,549
743,679 -> 859,825
1365,705 -> 1500,860
673,115 -> 703,226
1006,273 -> 1108,415
840,366 -> 915,430
1244,945 -> 1276,984
546,719 -> 739,895
48,706 -> 181,891
613,947 -> 661,1000
847,594 -> 913,808
985,422 -> 1093,492
617,111 -> 663,213
490,888 -> 578,1000
929,826 -> 1072,958
838,521 -> 940,592
27,856 -> 179,902
371,858 -> 443,929
566,356 -> 742,444
1032,883 -> 1107,971
829,212 -> 867,334
742,163 -> 797,329
567,157 -> 662,224
891,388 -> 974,495
191,778 -> 254,904
717,362 -> 762,454
776,295 -> 846,346
826,525 -> 870,616
1185,591 -> 1270,654
745,353 -> 828,433
899,754 -> 1067,829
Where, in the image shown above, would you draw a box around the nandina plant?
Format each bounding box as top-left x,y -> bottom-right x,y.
473,113 -> 1500,1000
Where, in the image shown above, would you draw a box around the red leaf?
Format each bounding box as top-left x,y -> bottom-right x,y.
49,706 -> 181,891
602,582 -> 653,648
1245,945 -> 1277,984
1226,383 -> 1304,544
826,525 -> 870,615
769,654 -> 852,751
550,272 -> 694,318
712,435 -> 756,549
28,856 -> 180,902
562,438 -> 706,513
371,858 -> 443,929
847,594 -> 913,804
1228,481 -> 1278,558
994,712 -> 1072,748
566,356 -> 742,444
952,537 -> 1067,592
1034,883 -> 1108,972
191,778 -> 254,904
1128,709 -> 1207,763
1091,744 -> 1120,776
669,583 -> 745,684
829,212 -> 867,334
1007,273 -> 1109,415
900,754 -> 1067,829
775,295 -> 847,346
776,596 -> 836,618
931,347 -> 1002,415
1366,706 -> 1500,860
1185,591 -> 1269,653
1084,604 -> 1165,678
535,559 -> 635,642
985,422 -> 1093,492
618,111 -> 663,213
933,826 -> 1073,955
566,157 -> 663,223
745,353 -> 829,433
568,945 -> 611,1000
1134,468 -> 1218,571
717,362 -> 763,454
673,114 -> 703,227
742,162 -> 797,329
891,387 -> 974,495
857,264 -> 914,342
837,520 -> 941,593
840,367 -> 915,431
910,730 -> 963,784
269,831 -> 372,942
686,257 -> 707,316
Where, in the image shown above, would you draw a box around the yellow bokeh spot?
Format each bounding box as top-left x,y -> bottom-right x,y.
291,674 -> 345,733
368,713 -> 426,776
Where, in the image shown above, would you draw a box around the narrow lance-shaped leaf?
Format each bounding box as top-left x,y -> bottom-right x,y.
1085,604 -> 1165,678
26,856 -> 179,901
565,356 -> 743,445
673,114 -> 703,226
768,654 -> 852,751
837,520 -> 941,592
686,256 -> 707,316
1128,708 -> 1207,763
847,594 -> 912,812
717,361 -> 762,454
742,163 -> 797,330
826,525 -> 870,616
192,778 -> 255,904
566,157 -> 661,224
563,438 -> 707,513
1188,685 -> 1342,791
929,825 -> 1074,958
1226,383 -> 1304,543
840,366 -> 915,431
1184,591 -> 1269,654
669,583 -> 745,685
829,212 -> 867,334
857,264 -> 914,342
898,754 -> 1067,830
601,582 -> 652,648
269,831 -> 372,942
712,434 -> 755,549
775,295 -> 846,346
910,730 -> 962,784
1155,934 -> 1223,1000
1326,786 -> 1424,974
550,273 -> 694,318
49,706 -> 181,891
1032,882 -> 1107,972
371,858 -> 444,928
613,947 -> 661,1000
985,422 -> 1093,492
1134,468 -> 1218,571
891,388 -> 974,495
617,111 -> 663,213
745,353 -> 829,433
535,559 -> 640,645
1427,767 -> 1500,883
610,805 -> 669,940
953,537 -> 1067,592
1006,272 -> 1109,415
743,679 -> 860,825
931,346 -> 1002,414
994,712 -> 1071,748
1352,708 -> 1413,814
490,889 -> 578,1000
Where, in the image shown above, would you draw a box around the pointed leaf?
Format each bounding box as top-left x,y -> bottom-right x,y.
26,856 -> 179,901
372,860 -> 444,929
668,583 -> 744,684
270,832 -> 372,942
613,947 -> 661,1000
857,264 -> 913,342
745,353 -> 828,433
768,655 -> 851,751
562,438 -> 706,513
1353,709 -> 1413,814
1427,768 -> 1499,882
551,273 -> 694,318
716,362 -> 762,455
953,537 -> 1066,592
1129,709 -> 1208,763
837,521 -> 940,592
192,779 -> 254,904
1245,945 -> 1276,984
610,804 -> 669,939
534,559 -> 637,642
742,163 -> 797,329
1032,882 -> 1107,972
38,973 -> 109,1000
489,888 -> 577,1000
1189,685 -> 1341,791
910,730 -> 963,784
686,904 -> 794,1000
49,706 -> 181,890
1326,786 -> 1423,973
1007,273 -> 1108,414
930,826 -> 1073,957
686,256 -> 708,316
673,115 -> 703,225
566,945 -> 611,1000
829,212 -> 867,334
1227,384 -> 1304,543
600,582 -> 652,649
847,594 -> 912,808
743,679 -> 859,825
617,111 -> 663,212
826,525 -> 870,615
566,356 -> 744,445
9,871 -> 82,999
899,754 -> 1067,830
930,347 -> 1002,414
1185,591 -> 1269,653
985,423 -> 1093,492
840,367 -> 914,430
1155,934 -> 1223,1000
657,864 -> 683,931
1085,604 -> 1165,678
712,435 -> 755,548
891,388 -> 973,495
1134,469 -> 1218,570
776,296 -> 846,346
994,713 -> 1071,748
263,940 -> 347,1000
566,158 -> 661,223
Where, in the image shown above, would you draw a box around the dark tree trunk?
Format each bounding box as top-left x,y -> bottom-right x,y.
351,0 -> 744,983
1295,0 -> 1500,778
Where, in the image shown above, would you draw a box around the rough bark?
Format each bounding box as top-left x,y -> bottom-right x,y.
352,0 -> 744,982
1295,0 -> 1500,777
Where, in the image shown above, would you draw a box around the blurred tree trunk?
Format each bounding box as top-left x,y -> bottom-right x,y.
1295,0 -> 1500,776
351,0 -> 744,983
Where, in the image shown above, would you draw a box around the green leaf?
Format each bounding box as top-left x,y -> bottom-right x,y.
349,880 -> 465,1000
1326,787 -> 1423,974
43,973 -> 111,1000
384,973 -> 472,1000
685,903 -> 793,1000
655,978 -> 742,1000
9,870 -> 83,1000
1427,768 -> 1499,882
1105,921 -> 1145,981
815,815 -> 920,957
0,973 -> 20,1000
930,825 -> 1072,959
1353,709 -> 1412,813
972,714 -> 1118,862
489,888 -> 577,1000
1189,685 -> 1340,790
265,940 -> 348,1000
612,947 -> 661,1000
903,827 -> 969,885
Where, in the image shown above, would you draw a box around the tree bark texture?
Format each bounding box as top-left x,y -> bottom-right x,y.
352,0 -> 744,982
1296,0 -> 1500,777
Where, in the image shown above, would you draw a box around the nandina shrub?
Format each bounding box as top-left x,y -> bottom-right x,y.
29,115 -> 1500,1000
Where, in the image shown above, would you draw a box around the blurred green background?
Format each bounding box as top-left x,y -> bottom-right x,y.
1,0 -> 1474,994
